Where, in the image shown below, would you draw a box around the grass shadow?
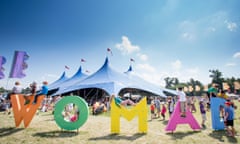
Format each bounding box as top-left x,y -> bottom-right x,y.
162,120 -> 169,125
32,130 -> 87,138
89,133 -> 145,141
209,130 -> 238,143
0,127 -> 24,137
166,130 -> 201,140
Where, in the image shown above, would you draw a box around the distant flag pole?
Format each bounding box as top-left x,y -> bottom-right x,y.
0,56 -> 6,79
107,48 -> 113,56
9,51 -> 29,78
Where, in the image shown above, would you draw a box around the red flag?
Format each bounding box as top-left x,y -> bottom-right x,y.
65,65 -> 70,70
81,58 -> 86,62
130,58 -> 135,62
107,48 -> 113,56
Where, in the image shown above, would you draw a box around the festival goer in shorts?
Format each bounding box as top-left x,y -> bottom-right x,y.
224,101 -> 235,137
154,97 -> 161,118
167,96 -> 174,117
199,98 -> 206,127
178,87 -> 187,117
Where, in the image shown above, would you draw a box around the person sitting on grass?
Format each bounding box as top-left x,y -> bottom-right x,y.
110,94 -> 136,107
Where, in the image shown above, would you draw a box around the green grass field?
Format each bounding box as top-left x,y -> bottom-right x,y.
0,100 -> 240,144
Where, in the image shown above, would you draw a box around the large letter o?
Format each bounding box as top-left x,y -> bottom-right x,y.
54,96 -> 89,130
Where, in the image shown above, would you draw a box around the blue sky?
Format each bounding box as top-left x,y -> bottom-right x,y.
0,0 -> 240,89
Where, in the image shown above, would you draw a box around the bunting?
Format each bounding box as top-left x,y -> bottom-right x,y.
222,82 -> 230,90
9,51 -> 29,78
0,56 -> 6,79
195,85 -> 200,91
234,81 -> 240,90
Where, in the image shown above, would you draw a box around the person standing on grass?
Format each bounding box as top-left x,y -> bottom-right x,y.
224,101 -> 235,137
178,87 -> 187,117
161,103 -> 167,120
154,97 -> 161,118
150,100 -> 155,120
199,98 -> 206,127
167,96 -> 174,117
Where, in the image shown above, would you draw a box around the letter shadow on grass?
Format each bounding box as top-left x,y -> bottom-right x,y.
166,131 -> 201,140
89,133 -> 146,141
32,130 -> 87,138
209,130 -> 238,143
0,127 -> 24,137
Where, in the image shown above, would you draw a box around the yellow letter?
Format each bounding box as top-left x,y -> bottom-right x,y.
110,97 -> 147,133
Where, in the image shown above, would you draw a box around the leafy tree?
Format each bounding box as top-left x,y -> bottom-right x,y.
164,77 -> 179,90
209,69 -> 224,89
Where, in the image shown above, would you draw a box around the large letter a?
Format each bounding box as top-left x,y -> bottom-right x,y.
165,101 -> 201,132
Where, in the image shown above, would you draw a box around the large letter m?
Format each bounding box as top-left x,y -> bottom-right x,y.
110,97 -> 147,134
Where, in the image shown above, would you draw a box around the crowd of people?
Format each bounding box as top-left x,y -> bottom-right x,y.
0,81 -> 50,114
0,82 -> 239,137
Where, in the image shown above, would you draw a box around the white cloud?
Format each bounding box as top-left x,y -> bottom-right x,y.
171,60 -> 182,70
181,32 -> 194,40
225,63 -> 236,67
137,53 -> 148,61
115,36 -> 140,55
186,67 -> 199,74
136,63 -> 156,73
207,27 -> 216,32
233,52 -> 240,58
225,20 -> 238,32
178,21 -> 196,41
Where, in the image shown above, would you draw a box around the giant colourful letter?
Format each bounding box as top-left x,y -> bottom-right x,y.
210,97 -> 225,130
11,94 -> 44,128
111,97 -> 147,134
54,96 -> 89,131
165,101 -> 201,132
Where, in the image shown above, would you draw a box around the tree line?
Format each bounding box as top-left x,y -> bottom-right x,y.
164,69 -> 240,96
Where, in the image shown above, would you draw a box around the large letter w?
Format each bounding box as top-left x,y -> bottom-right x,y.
11,94 -> 44,128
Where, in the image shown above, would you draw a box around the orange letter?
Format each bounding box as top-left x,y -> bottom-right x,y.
11,94 -> 44,128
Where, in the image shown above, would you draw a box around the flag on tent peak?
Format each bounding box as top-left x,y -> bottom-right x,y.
81,58 -> 86,62
107,48 -> 113,56
65,65 -> 70,70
